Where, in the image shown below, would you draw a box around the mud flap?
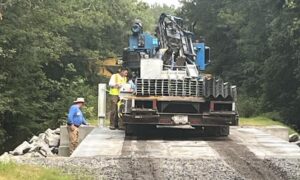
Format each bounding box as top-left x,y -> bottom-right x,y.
125,124 -> 157,136
204,126 -> 229,137
125,124 -> 135,136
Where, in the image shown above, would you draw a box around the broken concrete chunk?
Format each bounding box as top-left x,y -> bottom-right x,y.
294,140 -> 300,147
0,152 -> 13,163
54,128 -> 60,135
45,134 -> 60,147
29,135 -> 39,143
10,141 -> 32,155
38,133 -> 46,142
45,128 -> 53,135
39,147 -> 54,157
4,128 -> 61,158
289,133 -> 299,142
32,152 -> 43,158
51,147 -> 59,154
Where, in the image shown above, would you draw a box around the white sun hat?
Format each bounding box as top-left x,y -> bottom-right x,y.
74,97 -> 85,103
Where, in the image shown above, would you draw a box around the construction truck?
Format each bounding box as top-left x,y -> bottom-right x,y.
119,13 -> 238,136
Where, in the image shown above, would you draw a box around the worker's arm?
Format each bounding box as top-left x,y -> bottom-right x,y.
82,116 -> 88,125
80,110 -> 87,125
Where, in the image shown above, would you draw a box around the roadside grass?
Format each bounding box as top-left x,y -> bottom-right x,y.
239,116 -> 297,135
0,162 -> 72,180
0,162 -> 94,180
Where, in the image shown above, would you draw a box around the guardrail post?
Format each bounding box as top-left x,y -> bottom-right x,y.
98,83 -> 106,127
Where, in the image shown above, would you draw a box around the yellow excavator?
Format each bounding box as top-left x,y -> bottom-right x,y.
97,57 -> 122,77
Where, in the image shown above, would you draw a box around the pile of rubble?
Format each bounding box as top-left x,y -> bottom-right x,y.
289,133 -> 300,147
1,128 -> 60,160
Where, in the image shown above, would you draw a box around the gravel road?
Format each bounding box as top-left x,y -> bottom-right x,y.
15,156 -> 300,180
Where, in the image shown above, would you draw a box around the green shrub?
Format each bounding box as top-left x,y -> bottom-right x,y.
237,95 -> 262,117
261,111 -> 282,121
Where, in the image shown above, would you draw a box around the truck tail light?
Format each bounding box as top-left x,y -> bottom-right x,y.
152,100 -> 157,109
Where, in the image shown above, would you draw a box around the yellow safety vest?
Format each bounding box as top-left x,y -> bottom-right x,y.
109,73 -> 127,95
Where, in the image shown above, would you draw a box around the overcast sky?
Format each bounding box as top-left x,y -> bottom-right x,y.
141,0 -> 181,8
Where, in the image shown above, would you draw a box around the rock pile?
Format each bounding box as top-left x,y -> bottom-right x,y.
289,133 -> 300,147
1,128 -> 60,159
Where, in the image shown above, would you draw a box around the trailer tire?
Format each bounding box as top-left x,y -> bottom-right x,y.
219,126 -> 230,136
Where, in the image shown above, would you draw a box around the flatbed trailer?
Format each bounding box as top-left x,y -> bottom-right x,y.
120,94 -> 238,136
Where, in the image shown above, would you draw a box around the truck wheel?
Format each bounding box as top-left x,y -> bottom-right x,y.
219,126 -> 229,136
193,126 -> 205,134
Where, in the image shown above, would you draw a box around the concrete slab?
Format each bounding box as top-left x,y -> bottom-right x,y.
59,125 -> 95,156
58,146 -> 69,157
72,127 -> 219,158
231,127 -> 300,158
255,125 -> 289,141
121,139 -> 219,159
71,127 -> 125,157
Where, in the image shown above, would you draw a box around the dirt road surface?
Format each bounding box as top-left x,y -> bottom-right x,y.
16,126 -> 300,179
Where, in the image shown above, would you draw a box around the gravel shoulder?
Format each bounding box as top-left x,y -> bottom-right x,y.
14,156 -> 243,180
208,139 -> 289,180
13,153 -> 300,180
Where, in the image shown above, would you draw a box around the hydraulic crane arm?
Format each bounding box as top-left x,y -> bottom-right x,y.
156,13 -> 196,66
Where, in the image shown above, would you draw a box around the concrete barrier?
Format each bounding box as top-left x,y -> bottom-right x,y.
58,125 -> 95,156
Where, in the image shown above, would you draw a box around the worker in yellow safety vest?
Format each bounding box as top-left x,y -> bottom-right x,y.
108,67 -> 128,130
